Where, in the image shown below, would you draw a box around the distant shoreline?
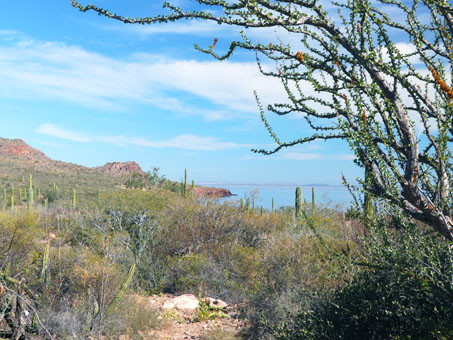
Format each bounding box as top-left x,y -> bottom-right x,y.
199,183 -> 347,189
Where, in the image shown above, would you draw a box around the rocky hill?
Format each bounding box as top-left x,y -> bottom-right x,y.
0,138 -> 232,198
0,138 -> 50,161
0,138 -> 145,191
94,161 -> 147,178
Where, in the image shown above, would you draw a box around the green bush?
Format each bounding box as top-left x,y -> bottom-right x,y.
274,215 -> 453,340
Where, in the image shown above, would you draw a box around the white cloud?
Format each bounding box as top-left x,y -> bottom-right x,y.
36,124 -> 250,151
111,20 -> 231,36
279,152 -> 355,161
280,152 -> 323,161
131,135 -> 251,151
381,42 -> 422,65
36,124 -> 91,143
0,33 -> 288,120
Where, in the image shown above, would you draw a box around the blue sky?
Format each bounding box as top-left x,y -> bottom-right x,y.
0,1 -> 361,185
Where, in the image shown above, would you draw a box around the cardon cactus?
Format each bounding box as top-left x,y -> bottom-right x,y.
312,187 -> 315,210
295,187 -> 302,218
28,175 -> 34,209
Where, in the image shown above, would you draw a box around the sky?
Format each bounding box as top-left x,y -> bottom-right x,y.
0,1 -> 362,186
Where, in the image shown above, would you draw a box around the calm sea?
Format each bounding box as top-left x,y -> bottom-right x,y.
201,184 -> 354,211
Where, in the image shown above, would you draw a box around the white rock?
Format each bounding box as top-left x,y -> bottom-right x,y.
205,297 -> 228,309
162,294 -> 199,310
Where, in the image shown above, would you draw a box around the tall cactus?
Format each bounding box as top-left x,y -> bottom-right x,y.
182,168 -> 188,197
272,197 -> 275,213
191,179 -> 195,198
106,262 -> 136,314
10,187 -> 14,211
240,198 -> 244,210
28,174 -> 34,209
245,198 -> 250,213
312,186 -> 315,210
252,198 -> 255,214
72,189 -> 77,209
40,242 -> 50,284
295,187 -> 302,218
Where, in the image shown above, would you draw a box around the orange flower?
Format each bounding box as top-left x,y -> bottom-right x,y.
296,51 -> 304,63
269,42 -> 273,54
429,66 -> 453,99
213,38 -> 218,48
343,94 -> 349,105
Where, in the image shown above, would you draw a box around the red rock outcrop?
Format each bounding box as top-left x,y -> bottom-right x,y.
94,161 -> 147,178
193,186 -> 233,198
0,138 -> 50,161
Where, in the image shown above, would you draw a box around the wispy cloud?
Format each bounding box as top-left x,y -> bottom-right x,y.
280,152 -> 355,161
36,124 -> 91,143
280,152 -> 323,161
36,124 -> 250,151
106,20 -> 232,36
0,32 -> 288,120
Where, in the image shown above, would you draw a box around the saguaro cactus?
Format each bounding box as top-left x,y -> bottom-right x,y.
28,175 -> 34,209
72,189 -> 77,209
295,187 -> 302,218
272,197 -> 275,213
10,187 -> 14,210
312,187 -> 315,210
240,198 -> 244,210
182,168 -> 188,197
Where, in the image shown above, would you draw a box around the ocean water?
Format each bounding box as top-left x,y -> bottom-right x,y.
202,184 -> 354,211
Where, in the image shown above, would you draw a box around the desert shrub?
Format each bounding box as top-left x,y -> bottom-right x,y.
246,209 -> 357,339
102,293 -> 164,340
273,214 -> 453,340
201,327 -> 239,340
0,210 -> 42,274
137,199 -> 274,299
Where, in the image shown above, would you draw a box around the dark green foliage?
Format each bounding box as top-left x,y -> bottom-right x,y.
273,215 -> 453,340
124,172 -> 145,189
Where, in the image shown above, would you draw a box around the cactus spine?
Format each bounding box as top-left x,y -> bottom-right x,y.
295,187 -> 302,218
312,187 -> 315,210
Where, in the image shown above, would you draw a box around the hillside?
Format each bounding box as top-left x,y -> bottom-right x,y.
0,138 -> 232,200
0,138 -> 142,193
